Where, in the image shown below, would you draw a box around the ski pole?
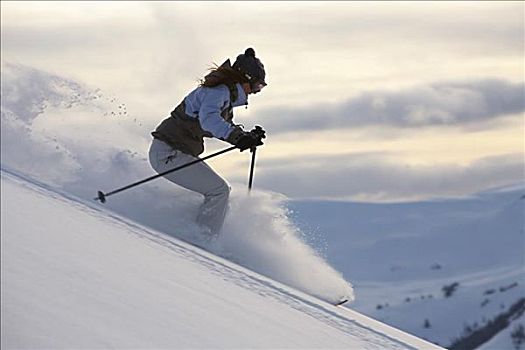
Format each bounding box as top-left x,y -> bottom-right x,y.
247,125 -> 265,192
95,145 -> 237,203
248,146 -> 257,191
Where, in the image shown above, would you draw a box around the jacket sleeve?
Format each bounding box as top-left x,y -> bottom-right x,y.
198,86 -> 236,140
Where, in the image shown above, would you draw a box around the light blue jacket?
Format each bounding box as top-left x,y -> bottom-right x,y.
182,83 -> 248,140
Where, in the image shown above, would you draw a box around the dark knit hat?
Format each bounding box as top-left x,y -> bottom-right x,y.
232,48 -> 266,85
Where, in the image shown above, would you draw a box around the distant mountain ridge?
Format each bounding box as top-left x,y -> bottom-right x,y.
287,183 -> 524,349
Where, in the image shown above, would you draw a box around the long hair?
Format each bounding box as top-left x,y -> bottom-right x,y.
199,60 -> 246,88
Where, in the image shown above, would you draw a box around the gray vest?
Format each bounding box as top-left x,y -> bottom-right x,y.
151,100 -> 234,157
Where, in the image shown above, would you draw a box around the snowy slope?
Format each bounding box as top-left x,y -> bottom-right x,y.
0,170 -> 443,349
477,313 -> 525,350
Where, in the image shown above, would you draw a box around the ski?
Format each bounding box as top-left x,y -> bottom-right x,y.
335,299 -> 349,306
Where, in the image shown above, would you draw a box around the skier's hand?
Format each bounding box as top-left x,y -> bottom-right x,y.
235,133 -> 263,152
250,125 -> 266,142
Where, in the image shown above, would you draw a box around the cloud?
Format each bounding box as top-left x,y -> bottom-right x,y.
260,79 -> 525,133
2,2 -> 523,117
237,152 -> 524,202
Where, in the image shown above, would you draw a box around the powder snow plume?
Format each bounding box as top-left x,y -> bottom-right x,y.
0,62 -> 354,303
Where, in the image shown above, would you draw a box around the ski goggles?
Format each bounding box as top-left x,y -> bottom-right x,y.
250,80 -> 267,94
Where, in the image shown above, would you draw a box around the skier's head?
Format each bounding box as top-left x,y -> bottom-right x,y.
233,48 -> 267,94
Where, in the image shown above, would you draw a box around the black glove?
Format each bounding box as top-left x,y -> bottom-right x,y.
236,133 -> 263,152
250,125 -> 266,141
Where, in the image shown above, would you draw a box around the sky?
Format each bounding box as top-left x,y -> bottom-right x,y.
1,1 -> 524,202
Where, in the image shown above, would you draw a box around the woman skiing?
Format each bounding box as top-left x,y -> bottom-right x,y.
149,48 -> 267,237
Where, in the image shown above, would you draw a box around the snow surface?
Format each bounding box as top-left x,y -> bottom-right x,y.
477,313 -> 525,350
0,171 -> 441,349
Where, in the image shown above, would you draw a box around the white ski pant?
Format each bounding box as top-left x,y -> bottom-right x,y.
148,139 -> 230,234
